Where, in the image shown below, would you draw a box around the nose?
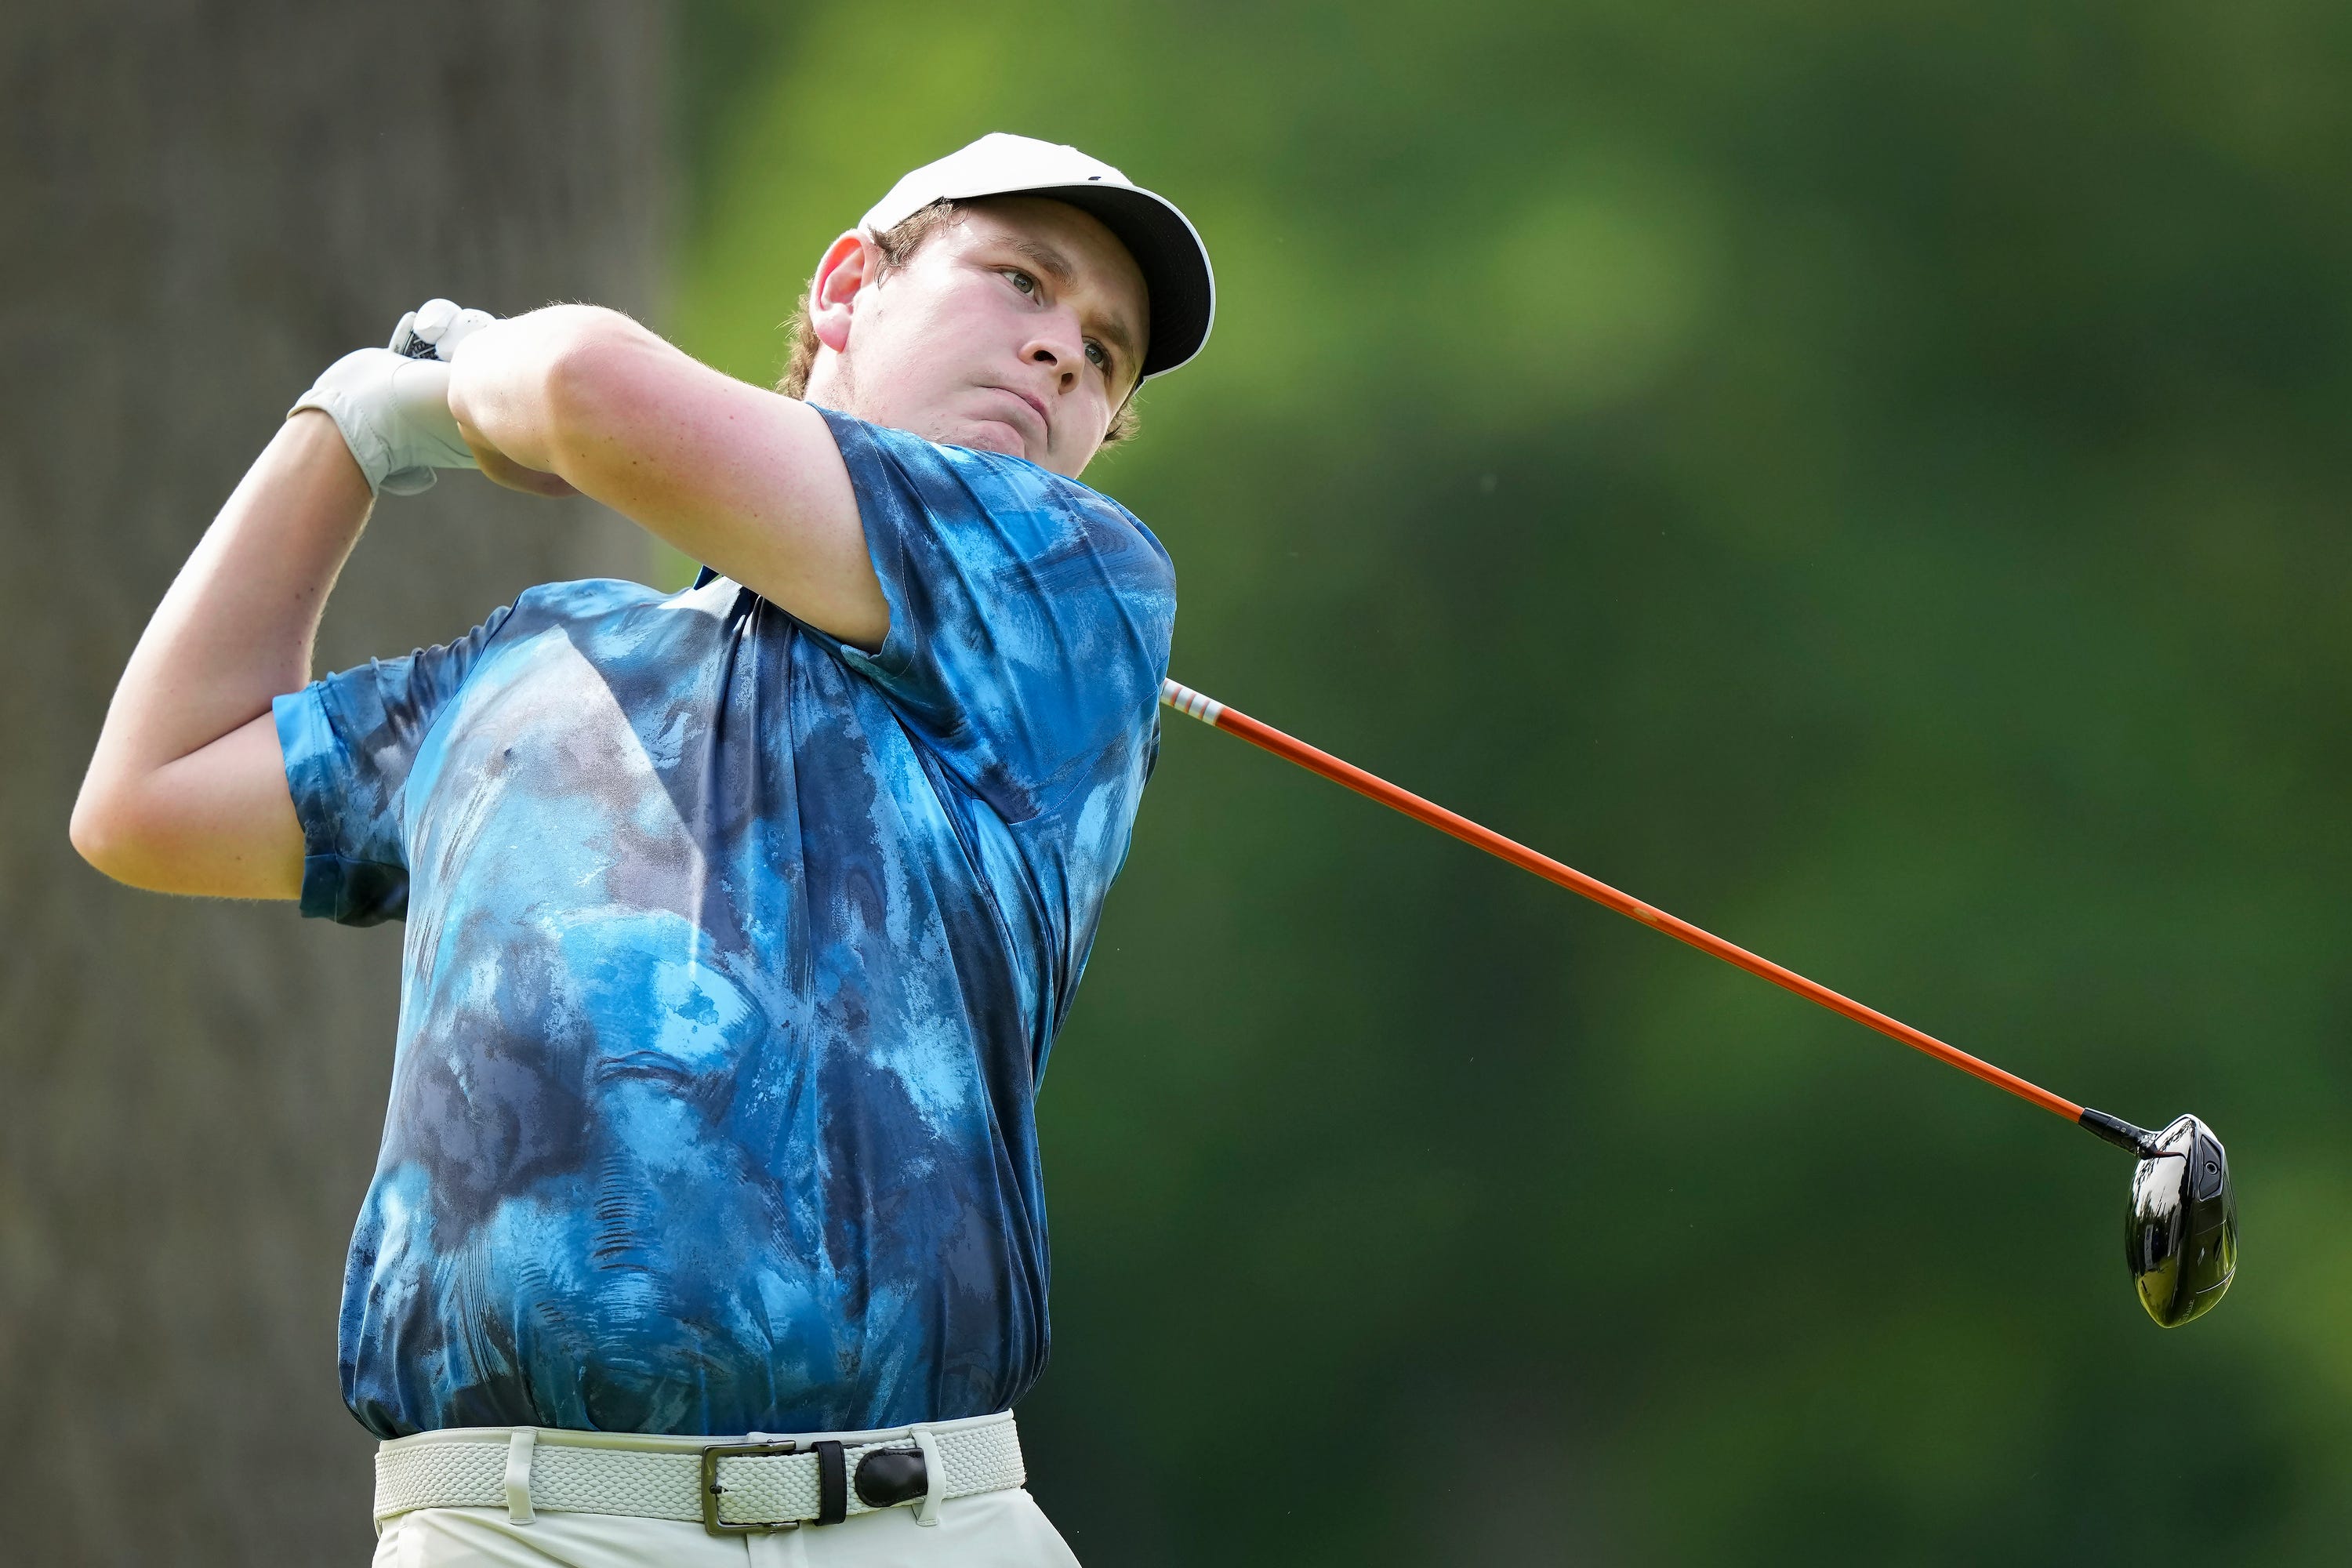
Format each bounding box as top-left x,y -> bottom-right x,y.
1022,314 -> 1085,396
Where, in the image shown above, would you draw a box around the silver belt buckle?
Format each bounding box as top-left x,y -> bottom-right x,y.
699,1439 -> 801,1534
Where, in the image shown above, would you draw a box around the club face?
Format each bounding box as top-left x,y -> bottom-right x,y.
2125,1114 -> 2236,1327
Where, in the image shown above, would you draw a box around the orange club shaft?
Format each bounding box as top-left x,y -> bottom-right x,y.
1159,678 -> 2085,1124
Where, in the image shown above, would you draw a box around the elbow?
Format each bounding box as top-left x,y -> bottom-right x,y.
68,782 -> 145,886
69,772 -> 188,893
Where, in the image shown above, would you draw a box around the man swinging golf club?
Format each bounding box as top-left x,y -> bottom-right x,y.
71,133 -> 1213,1565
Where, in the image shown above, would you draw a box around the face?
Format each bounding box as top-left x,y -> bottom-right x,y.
800,197 -> 1150,477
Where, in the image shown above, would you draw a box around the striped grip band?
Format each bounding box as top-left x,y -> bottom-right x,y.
1160,678 -> 1224,726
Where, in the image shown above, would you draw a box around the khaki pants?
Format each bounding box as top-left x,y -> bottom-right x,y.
371,1487 -> 1081,1566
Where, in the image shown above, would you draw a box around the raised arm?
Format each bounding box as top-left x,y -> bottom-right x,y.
71,412 -> 372,898
447,306 -> 890,649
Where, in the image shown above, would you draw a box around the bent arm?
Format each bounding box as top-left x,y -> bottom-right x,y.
448,306 -> 890,649
71,412 -> 372,897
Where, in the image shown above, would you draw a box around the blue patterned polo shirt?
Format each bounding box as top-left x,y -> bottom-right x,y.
273,409 -> 1174,1438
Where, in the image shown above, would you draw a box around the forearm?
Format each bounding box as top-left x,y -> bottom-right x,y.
74,412 -> 370,873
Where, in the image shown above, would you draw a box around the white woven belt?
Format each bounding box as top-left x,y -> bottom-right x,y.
375,1410 -> 1024,1535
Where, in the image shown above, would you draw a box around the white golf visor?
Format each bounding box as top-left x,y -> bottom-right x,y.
861,132 -> 1215,381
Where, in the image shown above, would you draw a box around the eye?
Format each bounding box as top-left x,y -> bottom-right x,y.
1084,341 -> 1110,372
1003,269 -> 1038,296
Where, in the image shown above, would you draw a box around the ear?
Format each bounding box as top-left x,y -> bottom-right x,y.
809,230 -> 878,354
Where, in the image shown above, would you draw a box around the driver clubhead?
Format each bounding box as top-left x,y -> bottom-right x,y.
2125,1114 -> 2236,1327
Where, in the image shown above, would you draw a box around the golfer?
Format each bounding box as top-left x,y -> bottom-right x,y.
71,133 -> 1213,1565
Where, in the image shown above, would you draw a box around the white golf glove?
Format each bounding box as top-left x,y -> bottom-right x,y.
390,296 -> 499,362
289,299 -> 499,495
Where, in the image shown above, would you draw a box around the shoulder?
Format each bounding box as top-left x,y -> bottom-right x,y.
815,409 -> 1174,589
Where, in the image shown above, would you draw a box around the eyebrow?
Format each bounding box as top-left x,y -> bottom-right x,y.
1006,236 -> 1143,375
1006,236 -> 1076,285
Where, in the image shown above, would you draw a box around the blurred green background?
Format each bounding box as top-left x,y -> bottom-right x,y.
672,2 -> 2351,1561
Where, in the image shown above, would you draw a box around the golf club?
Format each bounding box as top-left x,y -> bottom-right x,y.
1160,678 -> 2238,1327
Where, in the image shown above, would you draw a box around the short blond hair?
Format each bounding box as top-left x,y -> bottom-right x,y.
778,199 -> 1140,448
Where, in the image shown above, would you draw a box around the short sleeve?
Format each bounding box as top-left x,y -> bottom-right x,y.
271,603 -> 516,925
814,409 -> 1177,823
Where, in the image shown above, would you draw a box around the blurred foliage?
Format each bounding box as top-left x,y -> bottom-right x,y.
673,2 -> 2352,1560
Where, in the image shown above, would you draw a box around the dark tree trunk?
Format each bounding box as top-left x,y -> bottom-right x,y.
0,5 -> 667,1559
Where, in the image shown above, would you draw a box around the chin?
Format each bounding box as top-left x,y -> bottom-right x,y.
950,419 -> 1033,460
